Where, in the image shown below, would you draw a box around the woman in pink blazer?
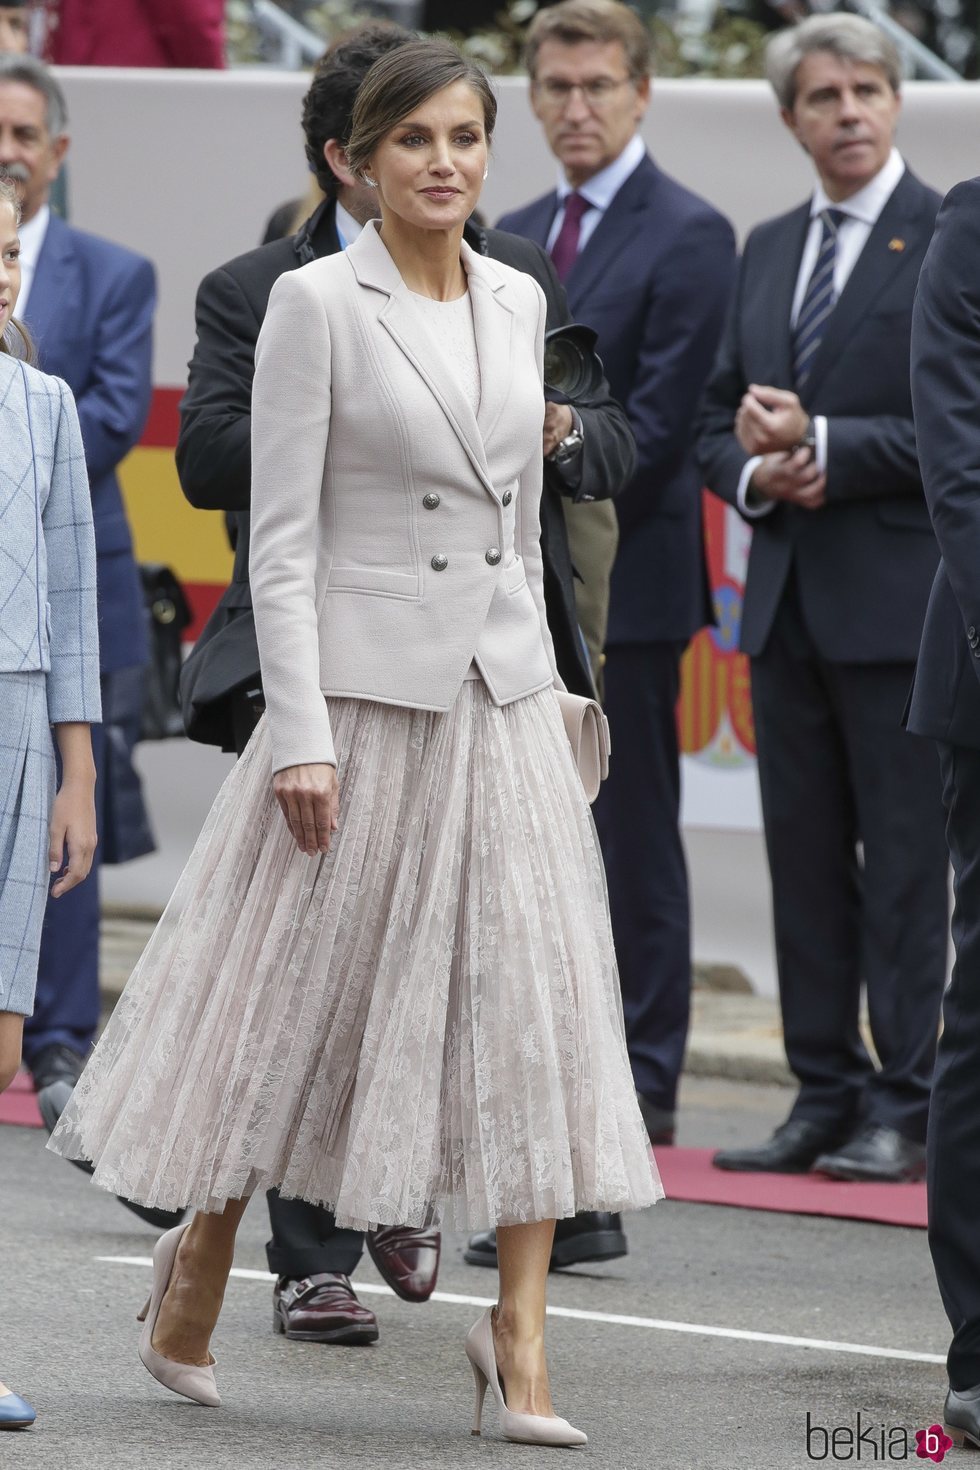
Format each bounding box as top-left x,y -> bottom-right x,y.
50,40 -> 659,1447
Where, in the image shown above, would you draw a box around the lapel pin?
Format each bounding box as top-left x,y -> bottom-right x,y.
888,238 -> 906,252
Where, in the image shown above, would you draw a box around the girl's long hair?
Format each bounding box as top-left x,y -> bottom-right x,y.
0,175 -> 36,363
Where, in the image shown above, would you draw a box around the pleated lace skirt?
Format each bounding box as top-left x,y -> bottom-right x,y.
49,682 -> 661,1230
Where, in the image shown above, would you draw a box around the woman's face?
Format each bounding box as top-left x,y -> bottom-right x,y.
368,80 -> 489,234
0,199 -> 21,335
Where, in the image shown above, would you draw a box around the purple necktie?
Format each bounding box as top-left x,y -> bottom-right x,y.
550,193 -> 589,283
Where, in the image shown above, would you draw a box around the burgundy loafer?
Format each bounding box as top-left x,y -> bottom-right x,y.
367,1226 -> 441,1303
272,1273 -> 379,1345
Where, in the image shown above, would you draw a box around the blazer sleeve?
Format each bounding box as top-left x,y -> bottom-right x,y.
44,381 -> 102,725
250,269 -> 336,772
73,254 -> 155,483
518,280 -> 567,695
695,241 -> 757,514
528,242 -> 637,503
177,264 -> 260,512
614,210 -> 736,534
823,414 -> 922,502
911,180 -> 980,665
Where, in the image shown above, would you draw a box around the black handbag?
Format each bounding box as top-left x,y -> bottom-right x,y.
140,563 -> 192,740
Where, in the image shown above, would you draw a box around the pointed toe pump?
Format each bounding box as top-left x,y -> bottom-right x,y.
0,1390 -> 36,1429
464,1309 -> 587,1447
137,1223 -> 221,1407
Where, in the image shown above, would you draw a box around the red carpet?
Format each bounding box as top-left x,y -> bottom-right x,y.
656,1146 -> 927,1229
0,1071 -> 43,1129
0,1091 -> 927,1227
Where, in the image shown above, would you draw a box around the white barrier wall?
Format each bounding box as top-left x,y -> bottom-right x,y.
68,69 -> 974,991
57,70 -> 980,386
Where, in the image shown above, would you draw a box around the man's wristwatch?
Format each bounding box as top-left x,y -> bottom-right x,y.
549,408 -> 587,464
548,424 -> 585,465
796,416 -> 817,454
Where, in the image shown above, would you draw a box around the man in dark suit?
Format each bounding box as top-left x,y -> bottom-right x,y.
0,56 -> 157,1100
698,14 -> 948,1182
177,25 -> 636,1340
908,180 -> 980,1446
495,0 -> 736,1157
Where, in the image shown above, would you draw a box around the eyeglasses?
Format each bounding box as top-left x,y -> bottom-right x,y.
533,77 -> 635,109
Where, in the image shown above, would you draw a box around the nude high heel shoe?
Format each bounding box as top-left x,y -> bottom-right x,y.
464,1309 -> 587,1447
136,1223 -> 221,1407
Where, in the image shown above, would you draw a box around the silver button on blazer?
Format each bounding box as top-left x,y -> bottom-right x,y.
249,220 -> 563,775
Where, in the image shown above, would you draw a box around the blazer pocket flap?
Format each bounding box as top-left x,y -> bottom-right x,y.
503,557 -> 527,593
326,566 -> 420,597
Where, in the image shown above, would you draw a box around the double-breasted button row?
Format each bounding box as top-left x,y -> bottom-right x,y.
430,550 -> 505,571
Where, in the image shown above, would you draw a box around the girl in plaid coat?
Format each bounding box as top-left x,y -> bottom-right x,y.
0,178 -> 100,1430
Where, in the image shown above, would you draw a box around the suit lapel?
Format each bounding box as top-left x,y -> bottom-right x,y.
803,171 -> 928,400
563,156 -> 655,308
767,205 -> 812,388
351,224 -> 511,502
22,213 -> 75,366
511,193 -> 558,252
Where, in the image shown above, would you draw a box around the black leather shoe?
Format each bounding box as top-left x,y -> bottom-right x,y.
944,1385 -> 980,1449
637,1096 -> 675,1146
27,1043 -> 85,1092
464,1212 -> 628,1271
814,1125 -> 927,1182
37,1079 -> 187,1231
713,1119 -> 850,1174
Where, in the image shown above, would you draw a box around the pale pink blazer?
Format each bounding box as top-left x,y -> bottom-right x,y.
249,219 -> 563,774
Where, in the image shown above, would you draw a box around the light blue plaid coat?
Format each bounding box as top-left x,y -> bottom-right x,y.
0,350 -> 101,724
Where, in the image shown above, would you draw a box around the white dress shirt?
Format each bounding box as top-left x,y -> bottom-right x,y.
545,132 -> 646,256
14,203 -> 50,318
334,200 -> 364,249
738,148 -> 907,518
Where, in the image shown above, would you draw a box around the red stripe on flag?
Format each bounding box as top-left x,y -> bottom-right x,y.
184,581 -> 227,641
142,386 -> 184,448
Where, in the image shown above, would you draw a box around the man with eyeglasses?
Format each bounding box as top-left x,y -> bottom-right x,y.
464,0 -> 735,1274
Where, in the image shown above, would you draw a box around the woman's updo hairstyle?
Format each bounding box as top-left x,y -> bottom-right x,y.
346,38 -> 496,183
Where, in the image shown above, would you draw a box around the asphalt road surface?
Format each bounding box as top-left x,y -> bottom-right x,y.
0,1076 -> 952,1470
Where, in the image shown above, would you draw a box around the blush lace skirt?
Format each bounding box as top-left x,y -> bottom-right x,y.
48,682 -> 662,1231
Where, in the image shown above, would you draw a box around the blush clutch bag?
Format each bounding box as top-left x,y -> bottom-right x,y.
555,691 -> 611,804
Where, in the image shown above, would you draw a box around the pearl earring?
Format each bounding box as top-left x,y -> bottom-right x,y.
483,166 -> 489,180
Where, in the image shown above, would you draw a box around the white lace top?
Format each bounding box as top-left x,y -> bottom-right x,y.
411,290 -> 481,416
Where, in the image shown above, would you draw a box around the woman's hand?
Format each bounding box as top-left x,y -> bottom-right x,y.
273,762 -> 339,856
49,776 -> 98,898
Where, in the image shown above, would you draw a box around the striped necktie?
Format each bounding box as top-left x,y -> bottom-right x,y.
792,208 -> 847,390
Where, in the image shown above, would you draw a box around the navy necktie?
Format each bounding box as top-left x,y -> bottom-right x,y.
792,208 -> 847,389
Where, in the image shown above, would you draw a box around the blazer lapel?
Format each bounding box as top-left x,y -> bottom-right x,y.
465,246 -> 513,447
350,223 -> 505,501
803,171 -> 928,400
22,213 -> 75,366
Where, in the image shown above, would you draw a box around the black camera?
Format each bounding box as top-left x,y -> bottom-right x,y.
543,324 -> 604,400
